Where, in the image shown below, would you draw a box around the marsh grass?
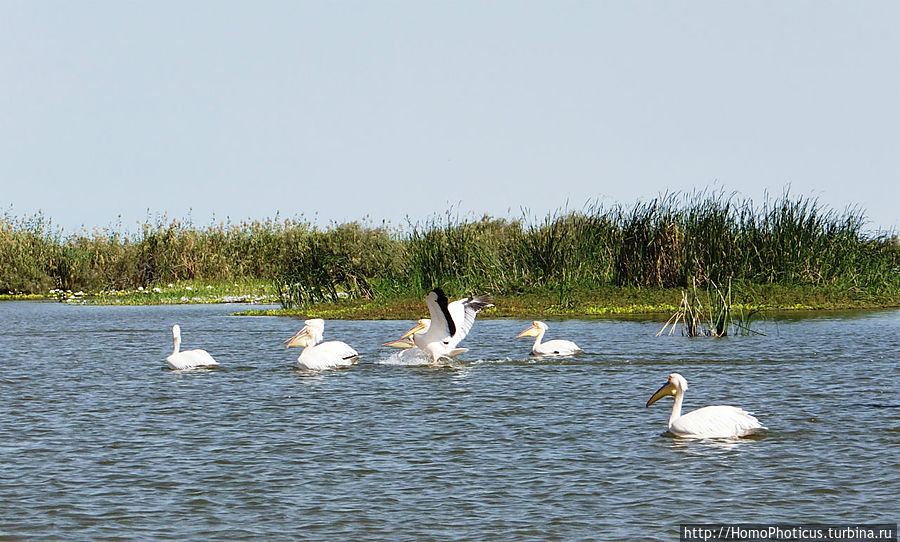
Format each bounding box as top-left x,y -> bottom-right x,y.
657,278 -> 766,337
273,228 -> 378,308
2,191 -> 897,310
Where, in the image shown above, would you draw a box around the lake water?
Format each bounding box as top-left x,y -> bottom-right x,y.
1,301 -> 897,540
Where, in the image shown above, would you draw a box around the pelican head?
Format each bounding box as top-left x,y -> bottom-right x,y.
516,320 -> 548,339
285,318 -> 325,348
399,318 -> 431,340
646,372 -> 688,407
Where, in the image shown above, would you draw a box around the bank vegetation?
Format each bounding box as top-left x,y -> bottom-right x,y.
2,192 -> 897,314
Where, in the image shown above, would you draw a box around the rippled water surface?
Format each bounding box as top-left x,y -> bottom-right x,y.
1,302 -> 898,540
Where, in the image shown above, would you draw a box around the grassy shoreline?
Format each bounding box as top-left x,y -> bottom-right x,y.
3,193 -> 897,317
4,280 -> 896,320
236,284 -> 900,320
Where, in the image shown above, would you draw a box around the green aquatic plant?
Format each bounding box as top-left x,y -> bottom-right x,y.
657,278 -> 765,337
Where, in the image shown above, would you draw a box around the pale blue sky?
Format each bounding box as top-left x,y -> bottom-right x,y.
2,1 -> 898,234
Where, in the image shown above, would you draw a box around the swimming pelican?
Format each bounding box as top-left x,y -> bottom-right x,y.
516,320 -> 582,356
383,319 -> 429,352
401,288 -> 493,364
166,324 -> 219,370
285,318 -> 359,370
646,373 -> 767,439
382,318 -> 469,363
382,325 -> 431,363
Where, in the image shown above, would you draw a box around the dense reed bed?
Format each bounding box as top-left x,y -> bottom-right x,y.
2,192 -> 897,309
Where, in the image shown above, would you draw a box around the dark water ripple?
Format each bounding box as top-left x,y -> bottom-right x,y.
1,302 -> 898,540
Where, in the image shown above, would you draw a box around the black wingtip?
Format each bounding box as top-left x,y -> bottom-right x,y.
467,294 -> 495,312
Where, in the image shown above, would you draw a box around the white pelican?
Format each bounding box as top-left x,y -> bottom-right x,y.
381,325 -> 431,363
402,288 -> 493,364
285,318 -> 359,370
646,373 -> 767,439
398,317 -> 468,361
166,324 -> 219,370
382,318 -> 469,364
383,319 -> 428,351
515,320 -> 582,356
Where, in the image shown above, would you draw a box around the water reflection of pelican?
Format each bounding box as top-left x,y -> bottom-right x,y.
646,373 -> 767,439
667,438 -> 745,452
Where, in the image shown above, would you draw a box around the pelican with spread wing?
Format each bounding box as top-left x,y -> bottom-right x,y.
400,288 -> 493,364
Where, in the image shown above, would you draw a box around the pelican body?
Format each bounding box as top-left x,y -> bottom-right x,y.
646,373 -> 766,439
402,288 -> 493,364
286,318 -> 359,370
516,320 -> 582,356
166,324 -> 219,370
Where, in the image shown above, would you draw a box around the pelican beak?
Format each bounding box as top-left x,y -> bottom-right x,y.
646,381 -> 677,407
382,337 -> 414,349
285,326 -> 311,349
400,321 -> 428,339
516,324 -> 538,339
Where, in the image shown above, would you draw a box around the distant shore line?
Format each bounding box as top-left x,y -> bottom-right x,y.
3,281 -> 897,321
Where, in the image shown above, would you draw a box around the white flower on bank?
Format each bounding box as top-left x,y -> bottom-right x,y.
152,287 -> 162,293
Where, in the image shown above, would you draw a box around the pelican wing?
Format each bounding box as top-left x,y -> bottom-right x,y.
671,405 -> 767,439
425,289 -> 455,339
447,294 -> 494,347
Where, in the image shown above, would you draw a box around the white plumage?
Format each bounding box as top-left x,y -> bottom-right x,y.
286,318 -> 359,370
166,324 -> 219,370
515,320 -> 582,356
646,373 -> 767,439
402,288 -> 493,364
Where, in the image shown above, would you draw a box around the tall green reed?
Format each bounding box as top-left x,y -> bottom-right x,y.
2,191 -> 897,304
